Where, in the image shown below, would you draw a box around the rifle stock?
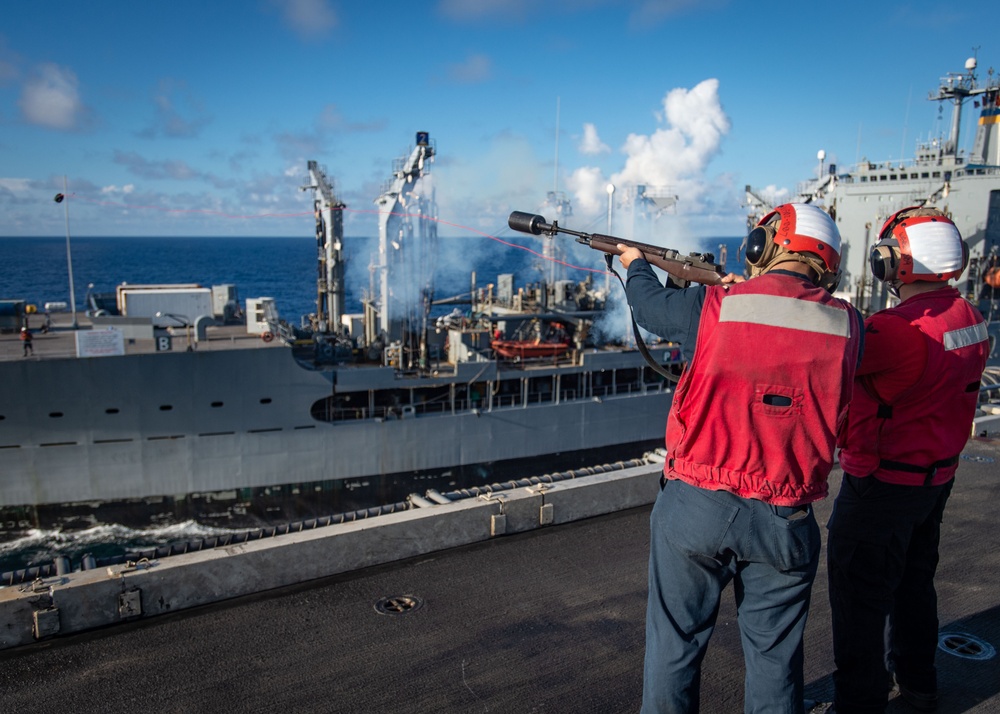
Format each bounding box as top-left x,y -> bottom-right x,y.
508,210 -> 725,287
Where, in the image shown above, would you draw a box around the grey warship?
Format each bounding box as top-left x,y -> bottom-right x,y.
0,132 -> 680,534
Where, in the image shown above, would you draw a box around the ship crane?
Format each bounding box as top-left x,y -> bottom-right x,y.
303,161 -> 347,335
373,132 -> 438,369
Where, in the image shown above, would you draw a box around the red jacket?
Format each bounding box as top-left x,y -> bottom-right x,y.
839,288 -> 988,486
665,273 -> 861,506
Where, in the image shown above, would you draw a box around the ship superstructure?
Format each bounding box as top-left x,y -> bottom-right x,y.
746,56 -> 1000,314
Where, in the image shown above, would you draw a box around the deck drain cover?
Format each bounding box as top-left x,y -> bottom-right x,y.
374,595 -> 423,615
938,632 -> 996,660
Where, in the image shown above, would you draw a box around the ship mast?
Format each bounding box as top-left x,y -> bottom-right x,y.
543,98 -> 572,294
305,161 -> 347,334
931,56 -> 984,158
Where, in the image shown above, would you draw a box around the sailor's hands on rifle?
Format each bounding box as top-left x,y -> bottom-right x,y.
617,245 -> 644,270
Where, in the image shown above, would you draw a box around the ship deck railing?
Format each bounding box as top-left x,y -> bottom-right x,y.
319,380 -> 672,422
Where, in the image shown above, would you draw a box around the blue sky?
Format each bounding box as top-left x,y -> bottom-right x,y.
1,0 -> 994,244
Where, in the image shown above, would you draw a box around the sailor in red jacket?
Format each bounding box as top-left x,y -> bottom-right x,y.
828,207 -> 989,713
621,203 -> 863,714
20,326 -> 33,357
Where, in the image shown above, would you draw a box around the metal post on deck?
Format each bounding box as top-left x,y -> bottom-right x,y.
54,176 -> 79,329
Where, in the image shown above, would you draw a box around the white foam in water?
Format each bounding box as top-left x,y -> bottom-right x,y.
0,521 -> 246,573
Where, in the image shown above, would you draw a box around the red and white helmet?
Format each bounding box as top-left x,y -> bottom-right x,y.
871,206 -> 967,283
746,203 -> 842,274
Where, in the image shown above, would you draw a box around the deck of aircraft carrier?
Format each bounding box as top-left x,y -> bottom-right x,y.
0,435 -> 998,713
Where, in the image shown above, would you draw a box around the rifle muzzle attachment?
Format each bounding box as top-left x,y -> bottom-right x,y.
508,211 -> 550,236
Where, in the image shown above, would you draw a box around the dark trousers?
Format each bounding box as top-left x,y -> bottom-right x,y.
642,479 -> 821,713
827,473 -> 952,713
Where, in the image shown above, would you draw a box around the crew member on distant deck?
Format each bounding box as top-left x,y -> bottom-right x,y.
828,207 -> 989,713
618,203 -> 863,714
20,326 -> 33,357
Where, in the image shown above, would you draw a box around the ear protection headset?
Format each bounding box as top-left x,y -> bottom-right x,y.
743,220 -> 779,268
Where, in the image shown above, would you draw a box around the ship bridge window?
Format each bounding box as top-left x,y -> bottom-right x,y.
159,405 -> 173,411
890,174 -> 898,181
211,401 -> 223,408
921,173 -> 929,178
49,412 -> 64,418
105,408 -> 119,414
260,398 -> 272,405
861,177 -> 868,182
933,172 -> 941,178
910,173 -> 918,179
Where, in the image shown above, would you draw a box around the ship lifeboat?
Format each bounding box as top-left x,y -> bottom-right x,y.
492,339 -> 571,360
492,319 -> 572,360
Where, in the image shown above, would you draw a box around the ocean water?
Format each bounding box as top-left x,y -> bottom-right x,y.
4,235 -> 384,324
1,234 -> 742,321
0,233 -> 741,575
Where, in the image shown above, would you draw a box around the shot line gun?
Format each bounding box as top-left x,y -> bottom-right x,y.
507,211 -> 725,287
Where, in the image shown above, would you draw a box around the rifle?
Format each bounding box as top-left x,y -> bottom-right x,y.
508,211 -> 725,287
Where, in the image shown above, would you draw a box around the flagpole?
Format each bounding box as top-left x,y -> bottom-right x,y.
56,176 -> 79,328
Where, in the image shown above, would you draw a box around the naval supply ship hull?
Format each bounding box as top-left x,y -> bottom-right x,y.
0,319 -> 674,515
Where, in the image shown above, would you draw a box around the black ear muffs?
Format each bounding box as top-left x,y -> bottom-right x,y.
869,240 -> 899,283
744,224 -> 776,266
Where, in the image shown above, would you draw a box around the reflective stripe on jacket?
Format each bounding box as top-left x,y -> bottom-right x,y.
665,273 -> 861,506
839,288 -> 988,486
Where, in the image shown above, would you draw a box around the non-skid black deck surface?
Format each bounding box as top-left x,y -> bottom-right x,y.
1,437 -> 998,713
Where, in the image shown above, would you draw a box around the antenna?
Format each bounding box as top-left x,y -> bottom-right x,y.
554,97 -> 560,193
900,85 -> 912,163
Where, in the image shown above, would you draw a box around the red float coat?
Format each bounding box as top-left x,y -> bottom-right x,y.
665,273 -> 862,507
838,287 -> 988,486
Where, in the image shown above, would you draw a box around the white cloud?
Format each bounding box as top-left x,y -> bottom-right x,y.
437,0 -> 531,21
571,78 -> 731,223
138,79 -> 210,139
101,184 -> 135,195
578,123 -> 610,155
447,53 -> 492,84
276,0 -> 337,40
566,165 -> 610,216
0,178 -> 32,194
19,63 -> 83,130
754,184 -> 790,206
629,0 -> 705,27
